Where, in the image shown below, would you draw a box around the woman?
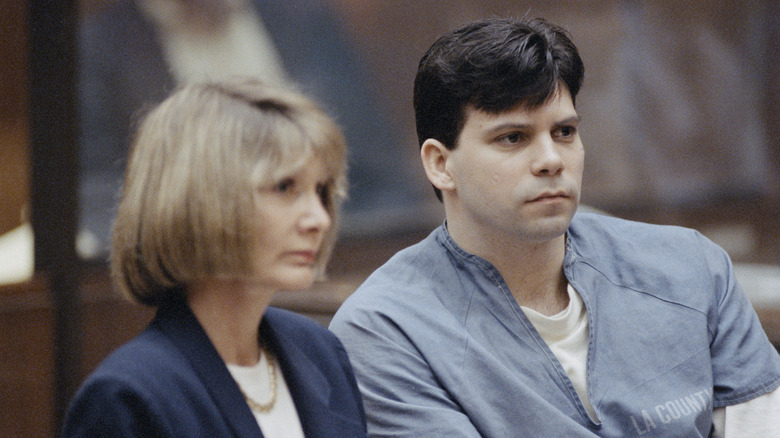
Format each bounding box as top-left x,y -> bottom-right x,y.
63,78 -> 366,437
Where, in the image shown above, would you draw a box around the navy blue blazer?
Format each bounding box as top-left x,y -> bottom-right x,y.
63,298 -> 367,437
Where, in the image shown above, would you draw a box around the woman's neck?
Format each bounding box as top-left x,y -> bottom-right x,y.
187,278 -> 274,366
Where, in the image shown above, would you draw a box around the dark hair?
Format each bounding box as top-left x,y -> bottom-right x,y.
413,17 -> 584,150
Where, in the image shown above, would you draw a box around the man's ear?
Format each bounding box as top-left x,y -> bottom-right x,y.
420,139 -> 455,193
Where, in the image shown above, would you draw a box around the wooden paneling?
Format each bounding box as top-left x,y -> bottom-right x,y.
0,274 -> 153,437
0,279 -> 53,438
0,0 -> 29,235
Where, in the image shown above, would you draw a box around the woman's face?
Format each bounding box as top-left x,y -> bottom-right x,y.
251,155 -> 333,292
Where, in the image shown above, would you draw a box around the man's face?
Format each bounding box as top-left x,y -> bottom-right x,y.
442,87 -> 584,252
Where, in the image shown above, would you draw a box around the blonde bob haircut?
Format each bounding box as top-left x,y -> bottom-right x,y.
111,77 -> 348,306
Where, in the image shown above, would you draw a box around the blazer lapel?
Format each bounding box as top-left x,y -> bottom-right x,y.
261,315 -> 362,438
154,298 -> 264,438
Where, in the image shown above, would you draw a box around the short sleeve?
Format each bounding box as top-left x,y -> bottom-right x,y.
701,232 -> 780,407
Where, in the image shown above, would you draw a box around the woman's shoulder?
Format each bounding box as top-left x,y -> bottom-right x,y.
262,307 -> 347,358
263,307 -> 332,337
83,326 -> 191,388
63,326 -> 229,437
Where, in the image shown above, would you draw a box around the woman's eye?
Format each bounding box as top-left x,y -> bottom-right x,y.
275,178 -> 295,193
317,183 -> 329,205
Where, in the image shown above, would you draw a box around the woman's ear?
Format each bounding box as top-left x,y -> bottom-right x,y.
420,139 -> 455,194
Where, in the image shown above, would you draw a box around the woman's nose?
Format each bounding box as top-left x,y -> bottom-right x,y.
298,191 -> 332,233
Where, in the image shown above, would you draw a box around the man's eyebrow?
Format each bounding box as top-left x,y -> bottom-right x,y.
484,122 -> 531,135
485,116 -> 581,135
555,116 -> 582,126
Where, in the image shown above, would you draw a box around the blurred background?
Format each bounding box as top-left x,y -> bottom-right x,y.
1,0 -> 778,435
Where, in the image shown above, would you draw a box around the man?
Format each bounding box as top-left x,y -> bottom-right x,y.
329,18 -> 780,437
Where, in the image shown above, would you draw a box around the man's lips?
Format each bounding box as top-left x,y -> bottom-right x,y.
528,191 -> 570,203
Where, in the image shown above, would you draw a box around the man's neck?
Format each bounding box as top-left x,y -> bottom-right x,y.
446,220 -> 569,316
494,235 -> 569,316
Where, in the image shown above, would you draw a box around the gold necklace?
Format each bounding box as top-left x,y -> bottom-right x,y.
239,347 -> 277,413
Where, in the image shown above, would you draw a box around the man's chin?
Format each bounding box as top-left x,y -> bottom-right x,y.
525,212 -> 575,241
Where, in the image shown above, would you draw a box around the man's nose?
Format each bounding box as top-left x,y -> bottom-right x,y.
530,137 -> 564,176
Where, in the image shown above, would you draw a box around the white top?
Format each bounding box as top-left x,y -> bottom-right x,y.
226,351 -> 305,438
522,284 -> 599,421
522,284 -> 780,437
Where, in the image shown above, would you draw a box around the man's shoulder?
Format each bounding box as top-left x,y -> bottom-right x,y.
330,227 -> 454,326
568,212 -> 717,270
357,227 -> 446,289
571,211 -> 685,232
567,212 -> 730,299
569,212 -> 703,251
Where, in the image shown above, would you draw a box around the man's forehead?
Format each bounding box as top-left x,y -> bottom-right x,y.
463,92 -> 577,128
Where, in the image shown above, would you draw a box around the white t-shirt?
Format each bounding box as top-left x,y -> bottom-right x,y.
522,284 -> 780,437
522,284 -> 599,421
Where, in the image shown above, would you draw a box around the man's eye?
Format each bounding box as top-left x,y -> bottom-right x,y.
499,132 -> 523,144
558,126 -> 577,138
